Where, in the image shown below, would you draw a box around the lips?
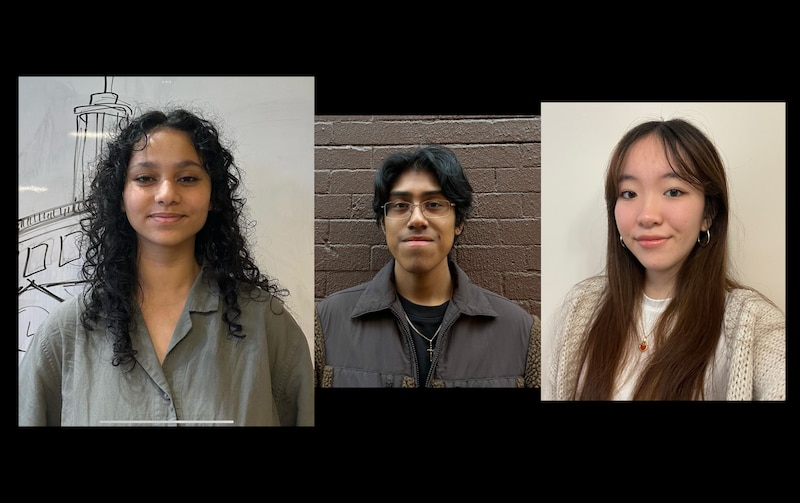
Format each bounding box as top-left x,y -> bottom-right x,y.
149,213 -> 184,222
636,235 -> 668,248
403,235 -> 433,242
403,235 -> 434,246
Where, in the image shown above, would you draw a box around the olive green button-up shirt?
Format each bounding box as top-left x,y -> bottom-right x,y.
19,268 -> 314,426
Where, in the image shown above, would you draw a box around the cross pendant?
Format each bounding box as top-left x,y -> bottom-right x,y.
427,344 -> 434,362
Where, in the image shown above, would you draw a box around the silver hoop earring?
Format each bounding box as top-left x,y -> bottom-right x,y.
697,229 -> 711,247
619,234 -> 627,249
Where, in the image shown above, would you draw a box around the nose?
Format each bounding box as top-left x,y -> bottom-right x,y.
406,203 -> 428,227
637,194 -> 661,227
155,180 -> 179,205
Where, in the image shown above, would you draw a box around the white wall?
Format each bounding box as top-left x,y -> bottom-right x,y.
541,102 -> 786,381
18,76 -> 315,358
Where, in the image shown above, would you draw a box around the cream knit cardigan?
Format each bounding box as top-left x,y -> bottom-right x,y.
545,276 -> 786,401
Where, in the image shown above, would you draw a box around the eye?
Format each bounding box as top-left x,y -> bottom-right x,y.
619,190 -> 636,199
390,201 -> 410,210
424,200 -> 445,209
664,188 -> 684,197
133,175 -> 155,184
178,176 -> 201,183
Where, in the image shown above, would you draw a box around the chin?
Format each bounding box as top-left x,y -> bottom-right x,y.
396,259 -> 435,275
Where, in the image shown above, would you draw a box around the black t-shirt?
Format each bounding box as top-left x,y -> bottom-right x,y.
398,295 -> 449,387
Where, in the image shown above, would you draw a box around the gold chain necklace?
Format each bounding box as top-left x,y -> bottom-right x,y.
405,313 -> 443,362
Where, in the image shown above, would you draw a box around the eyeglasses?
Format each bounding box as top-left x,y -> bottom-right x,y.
383,199 -> 455,219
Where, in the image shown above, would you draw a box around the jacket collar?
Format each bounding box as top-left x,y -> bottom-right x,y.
350,258 -> 498,319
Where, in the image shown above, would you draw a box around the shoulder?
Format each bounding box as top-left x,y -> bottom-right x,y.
476,286 -> 533,322
725,287 -> 785,324
232,284 -> 304,334
554,275 -> 607,329
317,281 -> 370,311
25,295 -> 86,355
40,295 -> 85,328
565,275 -> 607,303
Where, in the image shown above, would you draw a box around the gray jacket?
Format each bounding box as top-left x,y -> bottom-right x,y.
315,259 -> 540,388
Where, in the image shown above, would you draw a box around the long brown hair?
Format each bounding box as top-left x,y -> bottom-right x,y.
574,118 -> 743,400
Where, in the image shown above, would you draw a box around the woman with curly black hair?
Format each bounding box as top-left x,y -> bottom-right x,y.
19,108 -> 314,426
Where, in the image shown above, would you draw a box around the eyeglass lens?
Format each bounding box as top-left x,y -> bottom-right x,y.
384,200 -> 452,218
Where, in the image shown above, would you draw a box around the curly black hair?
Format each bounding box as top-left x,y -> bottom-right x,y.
79,108 -> 288,369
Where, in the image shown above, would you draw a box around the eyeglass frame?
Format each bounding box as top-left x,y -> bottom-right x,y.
382,199 -> 457,219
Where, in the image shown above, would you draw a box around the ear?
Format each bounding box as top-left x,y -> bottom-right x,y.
455,222 -> 464,236
380,220 -> 386,235
703,202 -> 717,231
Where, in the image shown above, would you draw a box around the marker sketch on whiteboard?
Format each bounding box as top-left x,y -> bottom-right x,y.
18,76 -> 135,364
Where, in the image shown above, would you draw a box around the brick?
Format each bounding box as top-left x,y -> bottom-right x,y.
458,219 -> 501,246
521,192 -> 541,218
314,194 -> 352,219
497,167 -> 537,193
315,146 -> 374,170
465,168 -> 496,193
329,169 -> 375,194
472,193 -> 525,219
314,244 -> 371,271
370,246 -> 392,270
315,123 -> 333,145
503,271 -> 541,299
455,144 -> 523,169
456,245 -> 530,271
315,220 -> 330,244
521,143 -> 541,166
352,194 -> 379,220
492,118 -> 540,142
329,220 -> 384,245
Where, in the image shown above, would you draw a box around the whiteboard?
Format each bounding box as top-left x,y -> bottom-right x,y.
18,76 -> 315,364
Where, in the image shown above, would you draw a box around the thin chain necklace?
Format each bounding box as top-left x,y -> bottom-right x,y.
405,313 -> 443,362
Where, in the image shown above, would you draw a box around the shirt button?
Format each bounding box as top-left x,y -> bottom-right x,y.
162,392 -> 170,401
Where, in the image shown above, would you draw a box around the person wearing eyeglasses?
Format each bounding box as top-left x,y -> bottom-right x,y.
314,144 -> 540,388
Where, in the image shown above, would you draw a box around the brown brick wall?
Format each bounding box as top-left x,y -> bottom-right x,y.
315,115 -> 541,319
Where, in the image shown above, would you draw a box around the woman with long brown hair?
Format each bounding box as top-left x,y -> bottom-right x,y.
545,118 -> 785,400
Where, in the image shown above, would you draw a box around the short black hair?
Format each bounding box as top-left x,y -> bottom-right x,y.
372,144 -> 474,230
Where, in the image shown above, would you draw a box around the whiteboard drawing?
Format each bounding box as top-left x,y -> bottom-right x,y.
18,76 -> 316,365
18,76 -> 135,363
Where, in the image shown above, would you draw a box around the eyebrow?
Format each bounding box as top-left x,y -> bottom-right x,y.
129,160 -> 204,170
618,171 -> 681,183
389,189 -> 444,197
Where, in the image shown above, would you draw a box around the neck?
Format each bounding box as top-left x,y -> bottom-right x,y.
394,260 -> 453,306
135,246 -> 201,303
644,271 -> 676,300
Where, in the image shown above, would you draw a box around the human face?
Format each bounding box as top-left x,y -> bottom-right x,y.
614,134 -> 709,296
122,128 -> 212,253
382,169 -> 462,279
